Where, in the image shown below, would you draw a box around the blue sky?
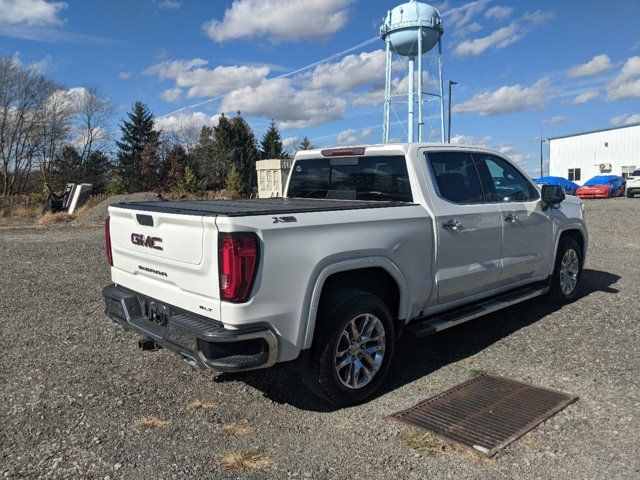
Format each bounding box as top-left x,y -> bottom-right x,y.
1,0 -> 639,175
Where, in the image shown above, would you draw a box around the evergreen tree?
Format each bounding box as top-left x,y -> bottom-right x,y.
260,119 -> 283,159
52,145 -> 111,193
192,126 -> 216,187
162,145 -> 188,192
115,102 -> 157,192
230,115 -> 259,196
174,165 -> 205,195
225,165 -> 243,197
139,130 -> 162,191
211,114 -> 235,190
299,136 -> 314,150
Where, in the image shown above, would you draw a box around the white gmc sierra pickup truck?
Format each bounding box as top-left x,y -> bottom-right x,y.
103,143 -> 587,405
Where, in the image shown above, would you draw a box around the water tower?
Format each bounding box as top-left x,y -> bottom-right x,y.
380,0 -> 444,143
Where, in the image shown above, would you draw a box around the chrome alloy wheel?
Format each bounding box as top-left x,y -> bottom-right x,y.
560,248 -> 579,295
334,313 -> 386,390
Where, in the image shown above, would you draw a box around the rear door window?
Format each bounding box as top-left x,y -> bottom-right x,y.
287,156 -> 412,202
426,151 -> 485,204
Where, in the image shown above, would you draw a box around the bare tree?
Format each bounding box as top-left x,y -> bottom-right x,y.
0,56 -> 57,196
74,85 -> 113,161
36,87 -> 75,185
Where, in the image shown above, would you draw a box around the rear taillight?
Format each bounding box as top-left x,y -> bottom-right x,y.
105,216 -> 113,266
218,233 -> 260,303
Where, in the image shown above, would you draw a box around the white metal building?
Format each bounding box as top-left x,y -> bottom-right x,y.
256,159 -> 292,198
548,122 -> 640,185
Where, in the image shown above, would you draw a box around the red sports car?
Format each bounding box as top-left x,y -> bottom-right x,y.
576,175 -> 626,199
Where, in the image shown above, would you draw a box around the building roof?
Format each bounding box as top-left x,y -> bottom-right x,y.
548,121 -> 640,141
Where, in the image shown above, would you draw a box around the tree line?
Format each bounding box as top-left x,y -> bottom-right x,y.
0,55 -> 315,199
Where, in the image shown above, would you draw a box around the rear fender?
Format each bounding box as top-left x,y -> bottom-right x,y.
301,256 -> 410,350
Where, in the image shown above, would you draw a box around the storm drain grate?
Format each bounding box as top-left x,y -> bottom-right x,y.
391,374 -> 577,457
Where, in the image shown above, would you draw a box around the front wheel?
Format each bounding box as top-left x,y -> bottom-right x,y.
548,236 -> 583,304
303,289 -> 395,406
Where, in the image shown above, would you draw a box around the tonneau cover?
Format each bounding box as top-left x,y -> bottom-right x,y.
112,198 -> 414,217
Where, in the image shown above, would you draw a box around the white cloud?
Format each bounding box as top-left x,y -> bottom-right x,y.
29,54 -> 52,72
158,0 -> 181,9
498,142 -> 517,155
610,113 -> 640,126
454,22 -> 523,57
306,50 -> 386,93
606,56 -> 640,100
571,90 -> 599,104
541,115 -> 566,125
144,58 -> 270,98
119,71 -> 131,79
155,112 -> 220,132
336,128 -> 373,145
450,134 -> 493,147
567,54 -> 613,78
453,78 -> 551,116
485,6 -> 513,20
445,0 -> 489,30
160,87 -> 183,103
0,0 -> 67,26
454,10 -> 553,57
282,136 -> 298,149
203,0 -> 354,43
220,78 -> 346,129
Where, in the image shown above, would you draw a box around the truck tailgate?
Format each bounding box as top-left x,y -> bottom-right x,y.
108,206 -> 220,319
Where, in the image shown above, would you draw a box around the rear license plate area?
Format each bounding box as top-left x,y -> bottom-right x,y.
130,299 -> 170,336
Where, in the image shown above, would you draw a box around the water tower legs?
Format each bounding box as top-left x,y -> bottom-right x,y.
383,40 -> 392,143
438,38 -> 445,143
417,26 -> 423,142
408,56 -> 415,142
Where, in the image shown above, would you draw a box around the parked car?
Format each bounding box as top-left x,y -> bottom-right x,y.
626,170 -> 640,198
577,175 -> 626,199
103,144 -> 587,405
534,176 -> 580,195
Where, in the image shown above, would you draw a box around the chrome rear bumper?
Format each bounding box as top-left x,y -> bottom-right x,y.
102,283 -> 278,372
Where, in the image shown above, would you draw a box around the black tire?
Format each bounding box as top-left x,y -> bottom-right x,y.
548,236 -> 583,304
303,289 -> 395,406
628,191 -> 635,198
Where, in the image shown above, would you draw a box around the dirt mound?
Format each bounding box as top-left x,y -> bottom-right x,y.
74,192 -> 158,225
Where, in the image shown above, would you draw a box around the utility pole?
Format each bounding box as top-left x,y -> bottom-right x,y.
447,80 -> 457,143
540,135 -> 547,178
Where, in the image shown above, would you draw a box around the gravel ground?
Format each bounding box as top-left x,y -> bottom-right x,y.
1,198 -> 639,479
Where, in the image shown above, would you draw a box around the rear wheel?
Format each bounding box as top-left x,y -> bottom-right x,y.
303,289 -> 395,406
628,191 -> 635,198
548,236 -> 583,304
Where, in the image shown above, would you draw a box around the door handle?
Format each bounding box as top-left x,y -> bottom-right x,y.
504,214 -> 519,223
442,219 -> 462,230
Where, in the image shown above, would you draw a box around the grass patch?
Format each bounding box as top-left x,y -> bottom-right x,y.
135,417 -> 170,429
37,212 -> 75,225
219,422 -> 252,438
219,451 -> 273,471
401,427 -> 460,455
470,368 -> 487,378
186,400 -> 219,411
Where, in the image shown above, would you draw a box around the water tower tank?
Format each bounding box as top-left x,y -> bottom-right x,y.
380,1 -> 443,57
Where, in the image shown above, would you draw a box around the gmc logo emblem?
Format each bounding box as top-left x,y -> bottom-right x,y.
131,233 -> 163,251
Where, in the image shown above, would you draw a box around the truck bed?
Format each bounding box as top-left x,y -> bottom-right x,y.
112,198 -> 415,217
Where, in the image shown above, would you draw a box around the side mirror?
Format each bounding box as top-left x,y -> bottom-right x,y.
541,184 -> 565,207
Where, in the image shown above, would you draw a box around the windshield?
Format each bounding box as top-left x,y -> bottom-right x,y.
632,170 -> 640,177
287,155 -> 413,202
